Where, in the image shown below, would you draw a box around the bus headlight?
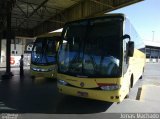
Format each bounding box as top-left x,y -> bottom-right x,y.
40,68 -> 49,72
57,80 -> 68,86
48,67 -> 56,71
31,67 -> 39,71
31,67 -> 55,72
41,68 -> 55,72
98,84 -> 121,91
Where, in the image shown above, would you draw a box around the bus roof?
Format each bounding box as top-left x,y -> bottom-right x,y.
37,32 -> 61,38
65,13 -> 125,24
95,13 -> 125,18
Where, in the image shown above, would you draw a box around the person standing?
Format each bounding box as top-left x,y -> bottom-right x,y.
19,55 -> 24,76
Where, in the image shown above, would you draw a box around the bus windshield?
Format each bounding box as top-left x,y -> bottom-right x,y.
31,37 -> 56,65
58,17 -> 123,77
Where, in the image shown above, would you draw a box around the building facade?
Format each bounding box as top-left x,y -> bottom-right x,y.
0,37 -> 35,67
144,41 -> 160,63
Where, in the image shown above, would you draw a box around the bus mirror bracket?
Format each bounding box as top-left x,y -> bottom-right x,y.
122,34 -> 130,41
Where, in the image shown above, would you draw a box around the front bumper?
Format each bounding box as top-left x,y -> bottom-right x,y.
31,70 -> 57,79
58,84 -> 123,102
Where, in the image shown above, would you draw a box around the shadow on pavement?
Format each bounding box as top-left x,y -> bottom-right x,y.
56,96 -> 113,114
0,69 -> 113,114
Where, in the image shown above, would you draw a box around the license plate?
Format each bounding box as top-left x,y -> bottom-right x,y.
77,91 -> 88,97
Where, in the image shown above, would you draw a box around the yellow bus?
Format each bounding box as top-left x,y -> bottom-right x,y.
30,32 -> 61,79
57,14 -> 146,102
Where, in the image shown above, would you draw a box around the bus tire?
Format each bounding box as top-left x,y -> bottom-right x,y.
139,67 -> 144,79
139,75 -> 142,79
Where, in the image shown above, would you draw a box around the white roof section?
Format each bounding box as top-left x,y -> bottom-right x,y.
49,28 -> 63,33
144,41 -> 160,47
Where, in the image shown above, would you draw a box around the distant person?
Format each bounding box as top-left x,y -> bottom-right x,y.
19,55 -> 24,76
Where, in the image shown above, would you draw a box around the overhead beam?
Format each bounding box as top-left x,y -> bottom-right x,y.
12,27 -> 34,37
90,0 -> 114,9
12,16 -> 64,25
15,3 -> 28,18
18,0 -> 49,27
33,0 -> 143,36
17,0 -> 61,11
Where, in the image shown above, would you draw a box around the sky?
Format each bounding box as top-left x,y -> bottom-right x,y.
110,0 -> 160,42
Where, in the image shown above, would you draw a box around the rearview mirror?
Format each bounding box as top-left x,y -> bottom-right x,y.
128,41 -> 134,57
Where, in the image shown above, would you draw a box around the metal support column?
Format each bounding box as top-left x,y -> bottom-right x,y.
6,2 -> 12,73
0,34 -> 1,63
2,1 -> 13,79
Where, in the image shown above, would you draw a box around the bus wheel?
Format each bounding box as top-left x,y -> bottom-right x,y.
139,67 -> 144,79
139,75 -> 143,79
